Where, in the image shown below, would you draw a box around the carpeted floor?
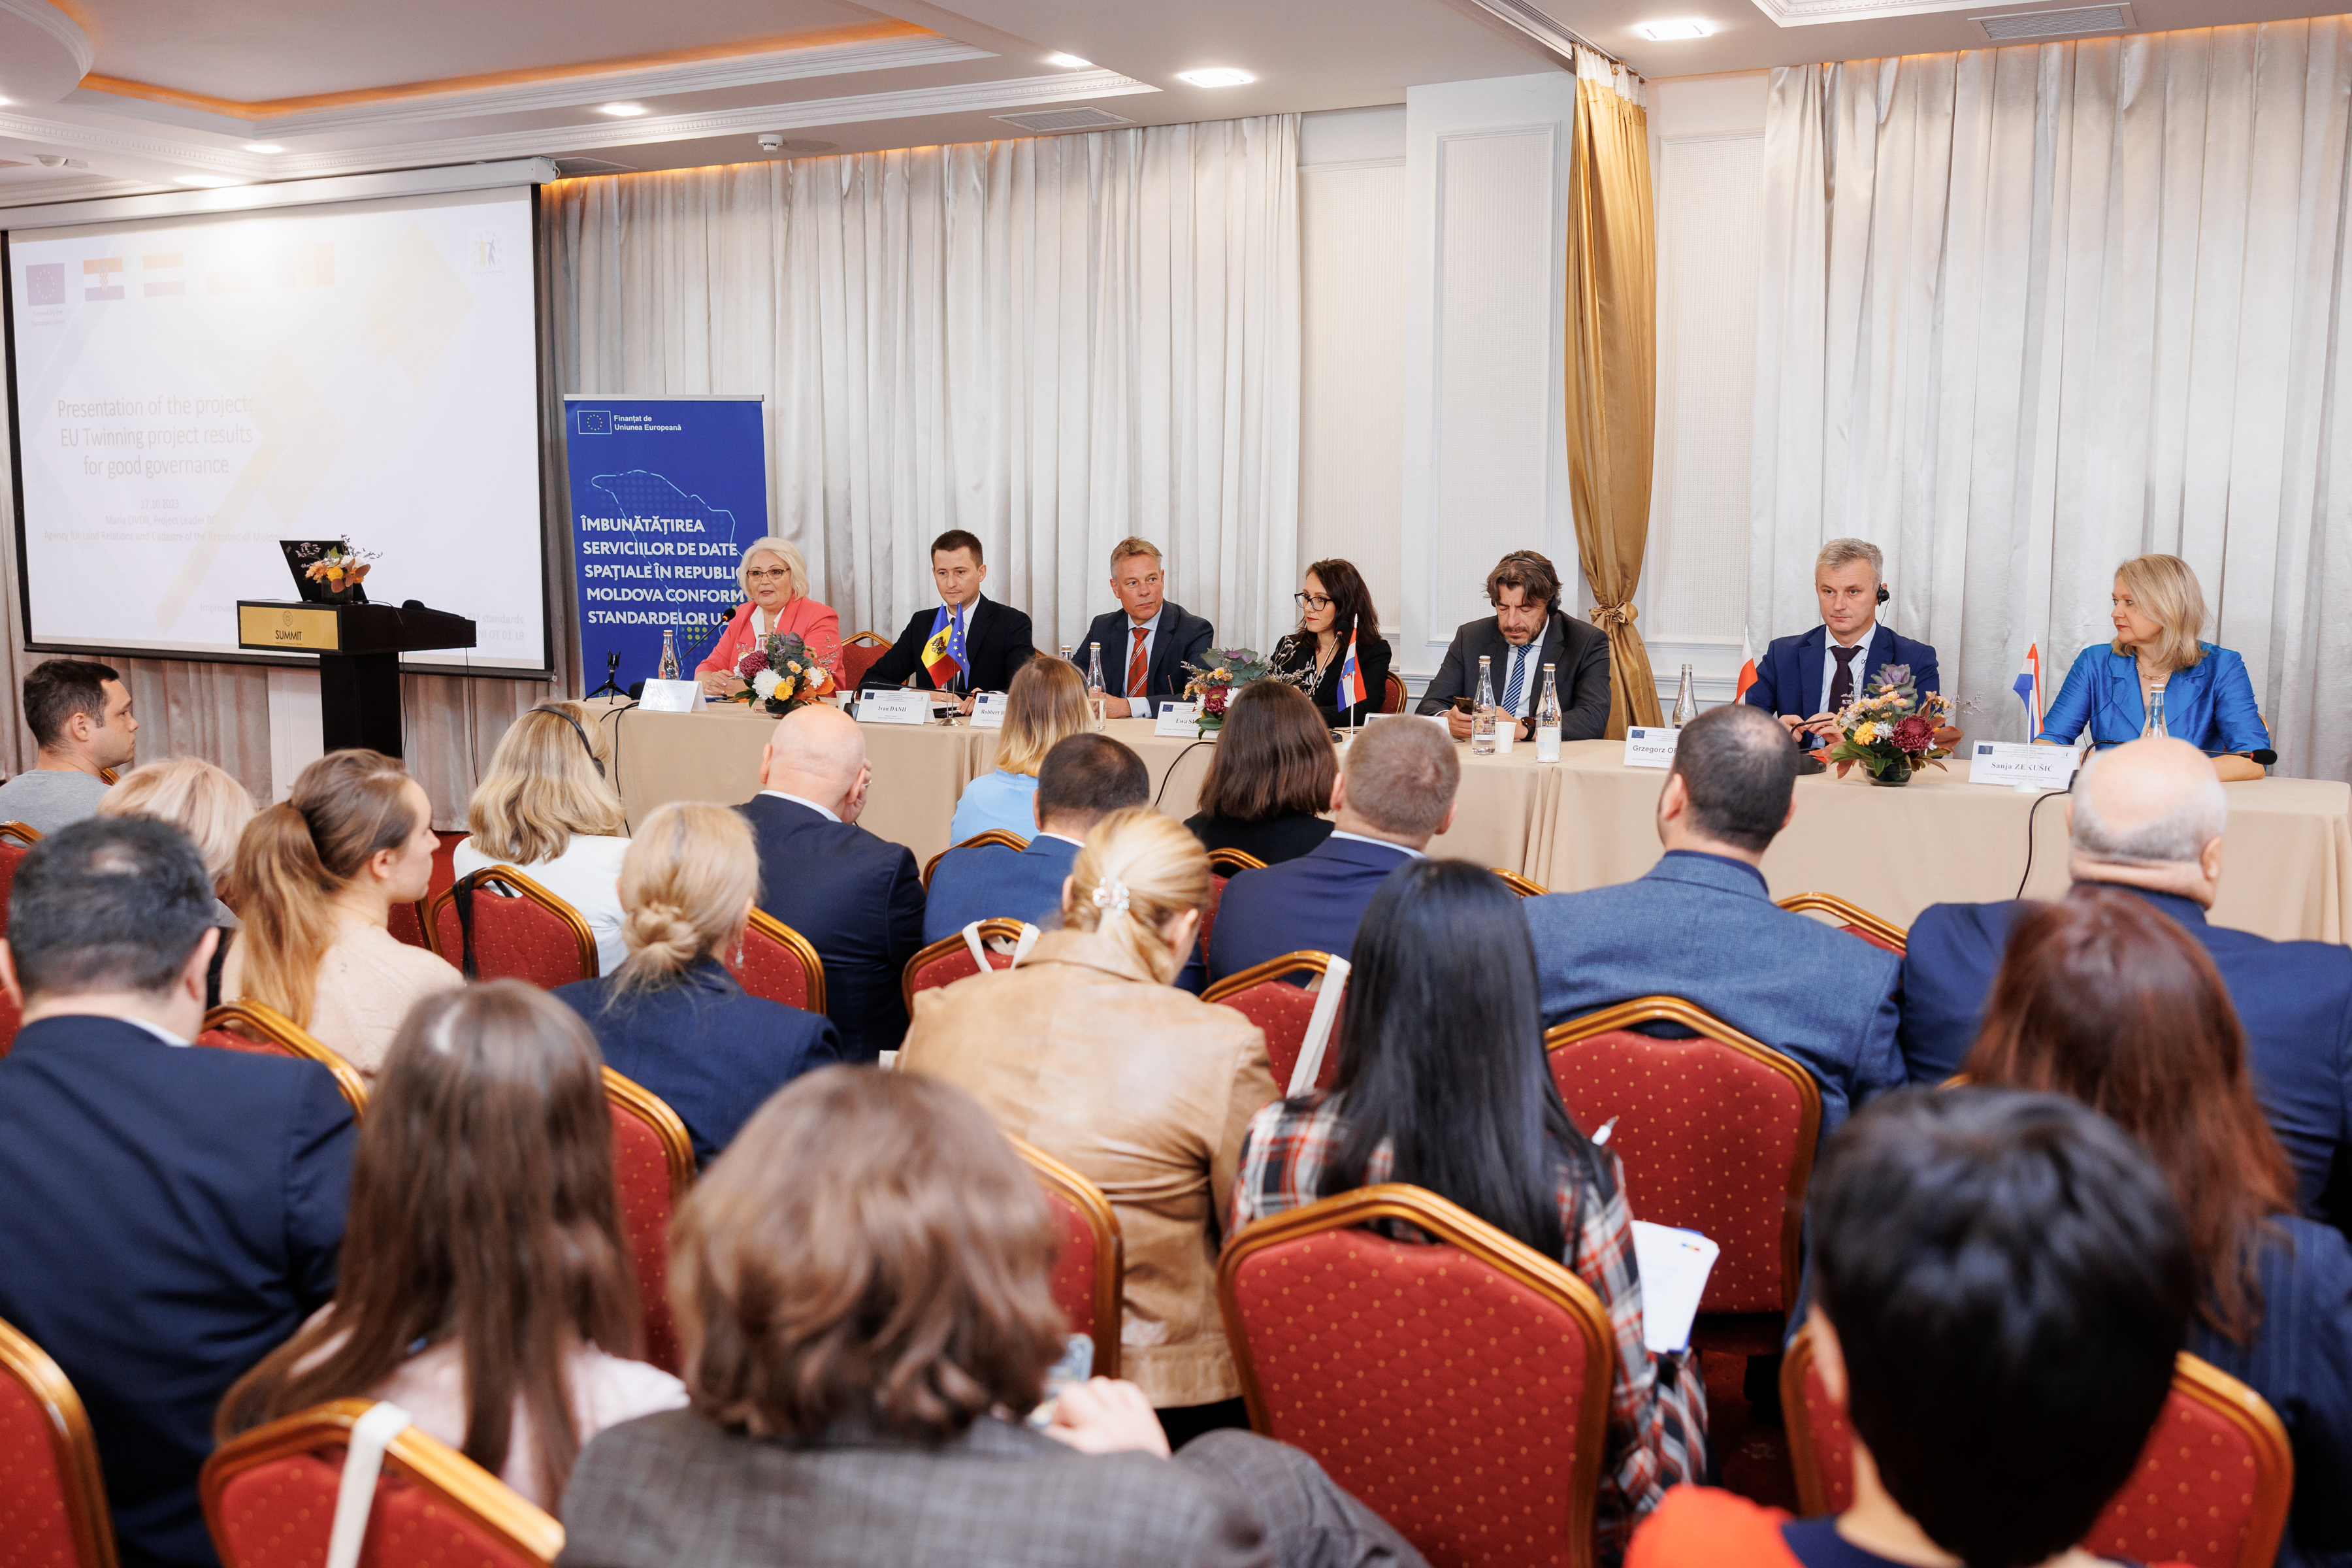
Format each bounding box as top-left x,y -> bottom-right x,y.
1705,1350 -> 1799,1512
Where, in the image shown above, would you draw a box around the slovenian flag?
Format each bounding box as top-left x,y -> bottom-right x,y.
2013,644 -> 2043,741
1337,629 -> 1367,715
1733,626 -> 1758,704
923,604 -> 968,689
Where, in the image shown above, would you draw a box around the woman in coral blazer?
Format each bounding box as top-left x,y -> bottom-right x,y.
697,537 -> 843,693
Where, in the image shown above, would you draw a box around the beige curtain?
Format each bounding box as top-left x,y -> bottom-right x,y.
1565,49 -> 1663,737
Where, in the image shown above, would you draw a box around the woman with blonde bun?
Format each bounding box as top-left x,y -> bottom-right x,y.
552,802 -> 839,1164
898,806 -> 1279,1445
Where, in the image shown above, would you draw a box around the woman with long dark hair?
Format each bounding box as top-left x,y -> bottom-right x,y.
1184,681 -> 1337,866
1965,885 -> 2352,1566
1230,859 -> 1706,1561
1269,558 -> 1391,726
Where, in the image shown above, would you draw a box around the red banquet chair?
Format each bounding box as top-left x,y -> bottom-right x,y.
840,630 -> 894,691
1543,996 -> 1820,1354
1774,892 -> 1908,955
1200,849 -> 1265,964
0,1314 -> 119,1568
428,866 -> 598,987
198,1002 -> 371,1119
0,819 -> 41,933
388,831 -> 465,955
1013,1137 -> 1124,1379
202,1397 -> 563,1568
1218,1183 -> 1617,1568
723,909 -> 827,1014
902,918 -> 1034,1013
1202,951 -> 1347,1094
1784,1337 -> 2293,1568
604,1068 -> 695,1375
921,830 -> 1030,890
1380,672 -> 1408,715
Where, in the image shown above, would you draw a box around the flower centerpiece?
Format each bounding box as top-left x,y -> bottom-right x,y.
1182,647 -> 1316,736
731,631 -> 837,717
1823,665 -> 1956,787
302,540 -> 374,603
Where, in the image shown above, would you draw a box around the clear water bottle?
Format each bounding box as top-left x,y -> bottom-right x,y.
2144,681 -> 2168,738
1471,655 -> 1498,755
1672,662 -> 1698,727
658,627 -> 680,682
1535,662 -> 1562,763
1085,642 -> 1109,731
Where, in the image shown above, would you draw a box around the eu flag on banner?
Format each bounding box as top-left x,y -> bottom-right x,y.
1337,629 -> 1367,715
923,605 -> 968,688
2012,644 -> 2044,741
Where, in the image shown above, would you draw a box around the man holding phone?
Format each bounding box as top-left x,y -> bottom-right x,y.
1415,550 -> 1612,743
1742,538 -> 1938,749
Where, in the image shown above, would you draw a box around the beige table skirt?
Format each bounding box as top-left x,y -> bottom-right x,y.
593,701 -> 2352,942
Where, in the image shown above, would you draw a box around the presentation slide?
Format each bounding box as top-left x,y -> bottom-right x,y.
5,185 -> 546,671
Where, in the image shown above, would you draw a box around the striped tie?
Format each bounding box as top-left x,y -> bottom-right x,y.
1501,647 -> 1527,715
1128,627 -> 1149,698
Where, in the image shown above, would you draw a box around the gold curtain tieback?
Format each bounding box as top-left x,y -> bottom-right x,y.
1588,603 -> 1639,630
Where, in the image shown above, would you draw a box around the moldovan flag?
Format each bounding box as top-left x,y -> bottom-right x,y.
1337,629 -> 1367,715
922,605 -> 968,688
1733,627 -> 1759,704
2013,644 -> 2044,741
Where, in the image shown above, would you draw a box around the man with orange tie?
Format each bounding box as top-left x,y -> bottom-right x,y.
1079,537 -> 1215,719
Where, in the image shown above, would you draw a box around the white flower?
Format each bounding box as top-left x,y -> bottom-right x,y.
752,670 -> 781,700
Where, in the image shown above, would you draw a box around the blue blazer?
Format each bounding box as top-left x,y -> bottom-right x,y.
1901,887 -> 2352,1231
556,960 -> 841,1166
1207,835 -> 1418,984
0,1016 -> 355,1568
2041,642 -> 2271,757
924,834 -> 1079,946
1744,623 -> 1940,746
1078,600 -> 1216,705
1524,851 -> 1904,1145
740,794 -> 926,1064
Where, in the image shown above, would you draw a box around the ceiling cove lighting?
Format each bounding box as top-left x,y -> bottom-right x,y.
596,103 -> 649,117
1176,67 -> 1254,87
1635,18 -> 1715,39
1045,52 -> 1092,67
243,142 -> 285,154
172,174 -> 244,188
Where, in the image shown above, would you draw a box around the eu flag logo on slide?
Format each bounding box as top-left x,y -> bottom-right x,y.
25,265 -> 63,306
574,409 -> 612,435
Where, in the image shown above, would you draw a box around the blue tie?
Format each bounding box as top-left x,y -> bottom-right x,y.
1501,647 -> 1527,715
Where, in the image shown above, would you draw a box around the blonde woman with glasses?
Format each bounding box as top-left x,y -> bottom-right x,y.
455,702 -> 632,975
950,655 -> 1090,842
698,537 -> 843,696
2039,554 -> 2270,781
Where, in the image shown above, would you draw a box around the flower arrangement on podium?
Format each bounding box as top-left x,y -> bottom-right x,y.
732,632 -> 836,717
1182,647 -> 1315,736
301,539 -> 375,603
1824,665 -> 1955,787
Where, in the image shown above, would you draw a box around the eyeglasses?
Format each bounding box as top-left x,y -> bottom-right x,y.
745,568 -> 791,582
1294,592 -> 1333,611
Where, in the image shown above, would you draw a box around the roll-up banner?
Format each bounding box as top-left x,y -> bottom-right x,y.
562,394 -> 766,691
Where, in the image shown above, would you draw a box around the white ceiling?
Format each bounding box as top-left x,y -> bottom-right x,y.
0,0 -> 2340,208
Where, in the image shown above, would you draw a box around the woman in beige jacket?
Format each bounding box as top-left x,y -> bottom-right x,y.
900,806 -> 1278,1440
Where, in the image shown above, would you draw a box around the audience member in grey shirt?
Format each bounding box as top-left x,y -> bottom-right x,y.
0,659 -> 137,836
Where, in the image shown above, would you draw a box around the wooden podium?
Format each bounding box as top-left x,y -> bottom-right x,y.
236,600 -> 478,760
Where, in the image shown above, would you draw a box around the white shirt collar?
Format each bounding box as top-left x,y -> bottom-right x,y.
1828,621 -> 1874,649
760,789 -> 841,824
122,1015 -> 191,1048
1038,830 -> 1088,847
1126,606 -> 1165,634
1330,829 -> 1426,860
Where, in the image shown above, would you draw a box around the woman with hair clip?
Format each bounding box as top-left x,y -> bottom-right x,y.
1232,860 -> 1707,1564
898,807 -> 1279,1445
216,981 -> 687,1509
951,655 -> 1090,843
456,702 -> 632,975
1269,558 -> 1391,727
220,749 -> 461,1073
553,802 -> 840,1166
1965,886 -> 2352,1566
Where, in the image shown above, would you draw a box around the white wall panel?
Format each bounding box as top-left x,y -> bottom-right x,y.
1300,158 -> 1406,625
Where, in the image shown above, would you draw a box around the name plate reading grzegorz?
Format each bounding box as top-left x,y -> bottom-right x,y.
1967,741 -> 2080,791
858,689 -> 932,725
1154,701 -> 1203,737
969,692 -> 1009,729
1622,726 -> 1681,770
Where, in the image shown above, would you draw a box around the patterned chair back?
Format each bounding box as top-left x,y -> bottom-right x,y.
901,919 -> 1030,1012
921,830 -> 1029,890
428,868 -> 597,987
724,909 -> 827,1014
1203,951 -> 1345,1093
0,1316 -> 118,1568
840,631 -> 893,689
1381,671 -> 1407,715
197,1003 -> 371,1119
1013,1138 -> 1124,1379
1773,892 -> 1907,955
1543,998 -> 1819,1318
1200,849 -> 1264,964
1218,1184 -> 1616,1568
602,1068 -> 694,1374
202,1398 -> 563,1568
1784,1339 -> 2293,1568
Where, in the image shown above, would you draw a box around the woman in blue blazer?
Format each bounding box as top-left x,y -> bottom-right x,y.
555,802 -> 840,1166
2040,554 -> 2271,781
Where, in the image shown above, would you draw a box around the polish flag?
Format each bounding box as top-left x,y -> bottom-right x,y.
1733,627 -> 1758,704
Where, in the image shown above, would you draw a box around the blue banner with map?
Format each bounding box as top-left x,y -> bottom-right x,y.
561,394 -> 768,691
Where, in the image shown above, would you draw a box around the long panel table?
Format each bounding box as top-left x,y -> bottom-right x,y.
592,699 -> 2352,942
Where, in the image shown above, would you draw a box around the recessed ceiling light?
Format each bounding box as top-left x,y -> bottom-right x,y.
1175,67 -> 1254,87
597,103 -> 649,117
1635,18 -> 1715,39
243,142 -> 285,154
173,174 -> 243,188
1045,52 -> 1092,68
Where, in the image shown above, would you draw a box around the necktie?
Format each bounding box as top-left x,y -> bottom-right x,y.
1127,627 -> 1149,699
1828,644 -> 1860,713
1501,646 -> 1528,715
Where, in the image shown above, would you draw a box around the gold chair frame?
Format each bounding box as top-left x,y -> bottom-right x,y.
740,907 -> 828,1015
901,917 -> 1031,1013
921,830 -> 1030,890
1774,891 -> 1908,953
602,1066 -> 696,1196
1012,1136 -> 1124,1379
426,865 -> 598,981
1200,949 -> 1340,1005
0,1315 -> 118,1568
1491,868 -> 1549,898
202,1002 -> 370,1119
0,821 -> 42,847
1205,847 -> 1267,876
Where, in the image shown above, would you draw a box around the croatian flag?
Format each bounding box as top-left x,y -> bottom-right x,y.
2012,644 -> 2044,741
1733,626 -> 1758,704
922,604 -> 968,689
1337,629 -> 1367,715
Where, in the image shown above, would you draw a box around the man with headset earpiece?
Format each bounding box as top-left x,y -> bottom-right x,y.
1742,537 -> 1940,751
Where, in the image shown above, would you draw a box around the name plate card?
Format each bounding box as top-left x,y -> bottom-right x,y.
1154,701 -> 1203,737
1622,726 -> 1681,770
638,679 -> 703,714
969,692 -> 1008,729
858,689 -> 932,725
1967,740 -> 2080,791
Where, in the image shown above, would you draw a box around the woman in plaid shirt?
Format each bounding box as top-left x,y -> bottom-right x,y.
1229,860 -> 1707,1565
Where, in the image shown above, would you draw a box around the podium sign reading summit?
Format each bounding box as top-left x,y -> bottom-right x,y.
237,603 -> 344,651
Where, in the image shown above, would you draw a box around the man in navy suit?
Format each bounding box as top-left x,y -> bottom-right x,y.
859,529 -> 1037,706
1208,716 -> 1459,983
1744,538 -> 1939,750
1077,537 -> 1215,717
1903,737 -> 2352,1234
0,817 -> 355,1568
1524,702 -> 1905,1147
924,733 -> 1149,944
741,704 -> 926,1062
